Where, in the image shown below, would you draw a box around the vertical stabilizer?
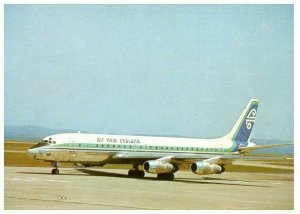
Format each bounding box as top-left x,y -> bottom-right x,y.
225,99 -> 259,142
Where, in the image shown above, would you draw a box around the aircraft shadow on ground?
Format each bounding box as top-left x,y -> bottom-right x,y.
174,178 -> 269,187
75,168 -> 157,180
77,169 -> 271,187
18,168 -> 270,187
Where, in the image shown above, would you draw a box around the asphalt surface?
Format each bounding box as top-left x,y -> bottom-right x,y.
4,166 -> 294,210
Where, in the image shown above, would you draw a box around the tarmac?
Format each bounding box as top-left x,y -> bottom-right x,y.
4,165 -> 294,210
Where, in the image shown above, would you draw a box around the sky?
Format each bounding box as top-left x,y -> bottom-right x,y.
4,4 -> 294,141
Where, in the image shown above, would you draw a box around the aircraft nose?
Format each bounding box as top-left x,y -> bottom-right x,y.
27,148 -> 38,157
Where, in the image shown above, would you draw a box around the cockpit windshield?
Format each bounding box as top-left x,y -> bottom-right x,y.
30,138 -> 56,149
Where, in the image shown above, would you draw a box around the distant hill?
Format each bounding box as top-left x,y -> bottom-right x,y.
4,125 -> 84,141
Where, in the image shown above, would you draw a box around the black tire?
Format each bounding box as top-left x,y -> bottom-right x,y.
52,168 -> 59,175
168,173 -> 174,181
138,170 -> 145,178
157,174 -> 165,180
128,169 -> 134,177
128,170 -> 145,178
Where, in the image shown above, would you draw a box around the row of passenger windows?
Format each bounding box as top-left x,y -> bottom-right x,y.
75,143 -> 222,152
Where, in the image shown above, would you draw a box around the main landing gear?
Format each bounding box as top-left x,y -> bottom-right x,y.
51,162 -> 61,175
128,164 -> 145,178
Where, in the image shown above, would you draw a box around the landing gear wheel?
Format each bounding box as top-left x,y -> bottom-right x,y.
51,162 -> 61,175
138,170 -> 145,178
128,169 -> 145,178
51,168 -> 59,175
128,169 -> 134,177
157,173 -> 174,181
168,173 -> 174,181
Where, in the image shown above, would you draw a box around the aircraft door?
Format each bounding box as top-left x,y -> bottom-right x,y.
69,138 -> 76,159
218,144 -> 224,153
70,138 -> 76,149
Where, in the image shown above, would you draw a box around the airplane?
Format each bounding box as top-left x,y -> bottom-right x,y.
27,99 -> 291,180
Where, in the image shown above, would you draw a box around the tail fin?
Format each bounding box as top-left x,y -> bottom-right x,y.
225,99 -> 259,142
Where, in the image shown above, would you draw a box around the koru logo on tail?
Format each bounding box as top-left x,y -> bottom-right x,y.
245,109 -> 256,130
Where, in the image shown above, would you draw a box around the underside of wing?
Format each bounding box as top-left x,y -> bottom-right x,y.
112,152 -> 237,166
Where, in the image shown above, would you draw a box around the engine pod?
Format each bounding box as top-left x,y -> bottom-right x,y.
144,160 -> 177,174
191,161 -> 222,175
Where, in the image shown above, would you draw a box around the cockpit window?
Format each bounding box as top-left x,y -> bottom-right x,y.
29,139 -> 55,149
41,140 -> 56,144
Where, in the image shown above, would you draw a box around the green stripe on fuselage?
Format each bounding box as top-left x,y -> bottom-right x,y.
45,142 -> 236,153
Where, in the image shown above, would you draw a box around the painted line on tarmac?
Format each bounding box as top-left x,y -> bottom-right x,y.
5,196 -> 150,210
5,150 -> 27,153
11,177 -> 71,183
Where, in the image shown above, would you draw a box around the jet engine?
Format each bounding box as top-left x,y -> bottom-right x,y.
143,160 -> 178,174
191,161 -> 224,175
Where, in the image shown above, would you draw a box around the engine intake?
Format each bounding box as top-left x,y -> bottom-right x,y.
144,160 -> 177,174
191,161 -> 224,175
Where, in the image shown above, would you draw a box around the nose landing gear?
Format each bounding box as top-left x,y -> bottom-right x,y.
51,162 -> 61,175
51,168 -> 59,175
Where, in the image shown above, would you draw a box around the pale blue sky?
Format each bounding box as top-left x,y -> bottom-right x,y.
4,4 -> 294,140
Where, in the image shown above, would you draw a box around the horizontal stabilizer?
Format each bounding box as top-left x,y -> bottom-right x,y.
238,143 -> 293,153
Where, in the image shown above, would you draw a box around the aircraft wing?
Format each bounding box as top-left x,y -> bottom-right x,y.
112,152 -> 237,165
112,150 -> 290,166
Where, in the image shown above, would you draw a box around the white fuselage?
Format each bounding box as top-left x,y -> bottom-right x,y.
28,132 -> 239,164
